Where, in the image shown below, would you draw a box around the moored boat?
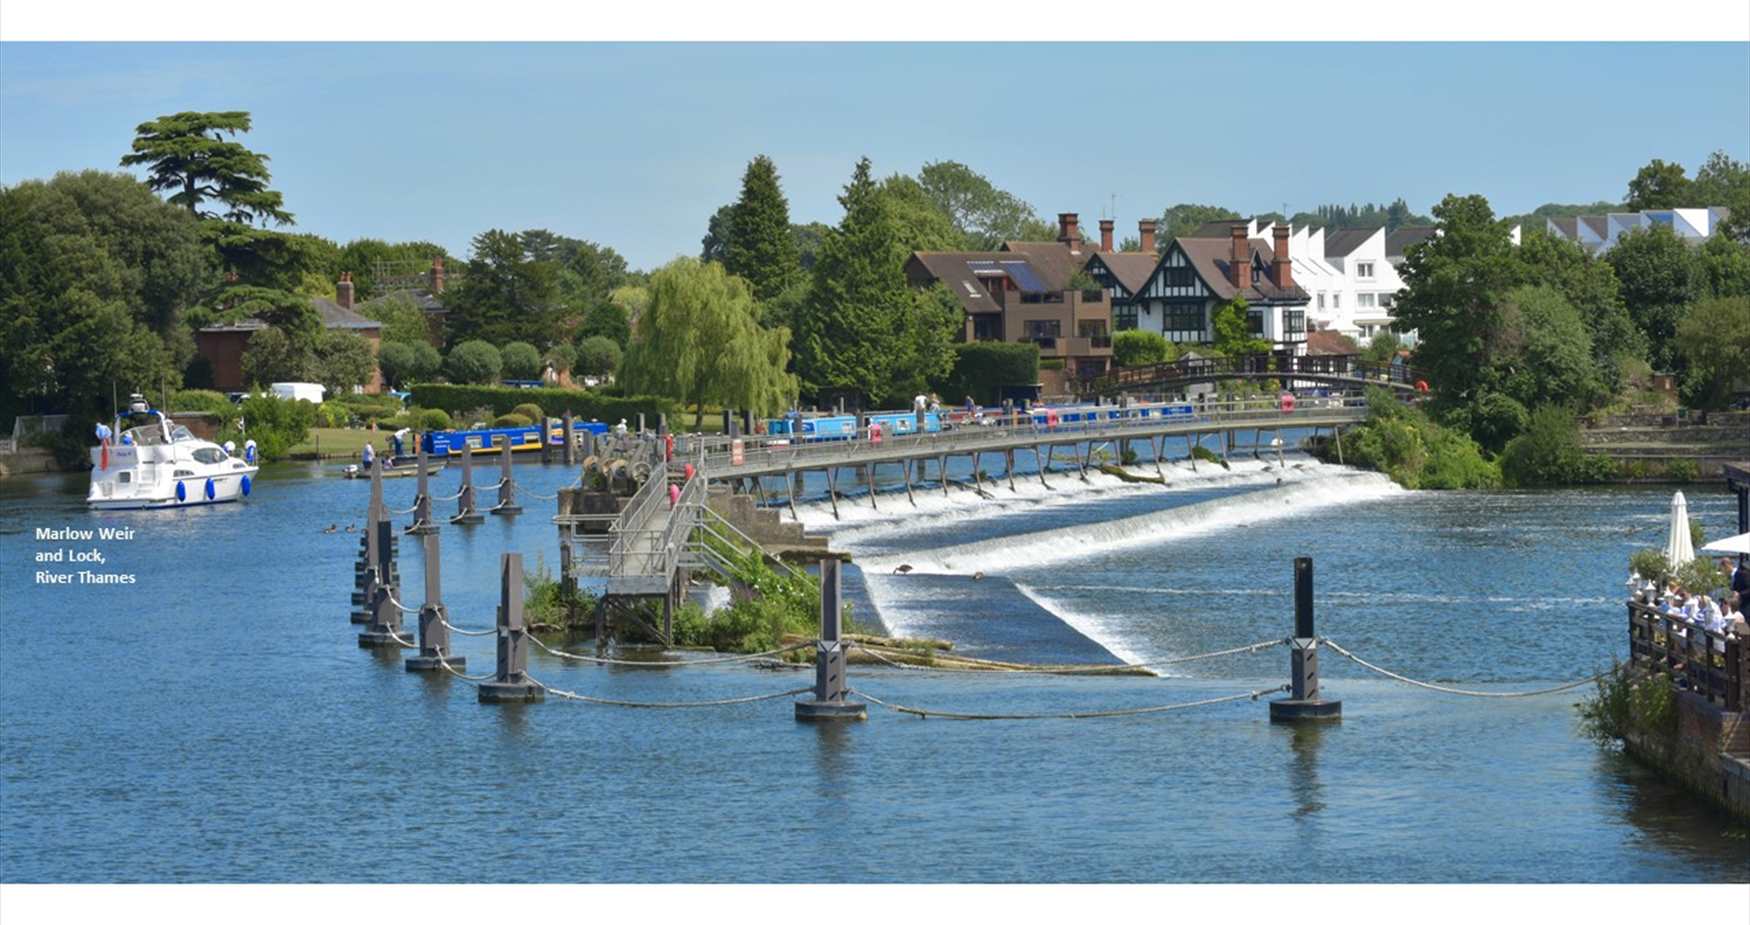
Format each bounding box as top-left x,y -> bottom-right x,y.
87,394 -> 259,510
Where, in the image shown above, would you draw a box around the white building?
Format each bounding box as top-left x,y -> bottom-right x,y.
1545,207 -> 1731,254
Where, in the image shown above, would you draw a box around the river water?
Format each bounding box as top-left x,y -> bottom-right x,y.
2,445 -> 1746,883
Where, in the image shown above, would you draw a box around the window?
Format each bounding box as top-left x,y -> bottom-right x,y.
1023,320 -> 1061,341
1317,292 -> 1326,309
1164,267 -> 1194,288
1113,303 -> 1137,331
1356,261 -> 1375,279
1246,310 -> 1265,336
1378,293 -> 1394,308
1332,293 -> 1342,310
1251,266 -> 1261,284
1358,293 -> 1376,308
971,315 -> 1002,342
1284,311 -> 1306,335
192,447 -> 225,464
1164,301 -> 1204,340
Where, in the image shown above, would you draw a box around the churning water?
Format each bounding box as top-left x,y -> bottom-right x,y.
1,450 -> 1745,883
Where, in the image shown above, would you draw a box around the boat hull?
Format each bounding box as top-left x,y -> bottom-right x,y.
87,468 -> 257,510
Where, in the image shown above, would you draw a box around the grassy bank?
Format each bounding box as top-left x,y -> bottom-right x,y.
286,427 -> 380,460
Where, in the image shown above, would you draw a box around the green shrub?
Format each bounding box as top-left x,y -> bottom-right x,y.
168,389 -> 241,432
227,393 -> 317,461
1664,459 -> 1699,482
1628,549 -> 1671,586
1324,388 -> 1500,489
314,402 -> 352,428
494,413 -> 532,427
1112,329 -> 1174,368
416,408 -> 452,431
444,340 -> 502,385
1500,406 -> 1600,488
376,341 -> 416,390
574,335 -> 621,379
1039,358 -> 1064,370
500,341 -> 542,380
1468,391 -> 1529,453
932,341 -> 1039,406
1675,557 -> 1726,595
511,402 -> 545,423
406,383 -> 679,425
1577,662 -> 1678,745
672,543 -> 856,653
1189,445 -> 1229,469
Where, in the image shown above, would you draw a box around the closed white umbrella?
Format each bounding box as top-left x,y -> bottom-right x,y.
1699,531 -> 1750,556
1665,491 -> 1695,567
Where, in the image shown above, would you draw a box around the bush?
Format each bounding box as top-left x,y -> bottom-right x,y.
1468,391 -> 1529,454
1675,557 -> 1726,596
405,383 -> 680,426
574,335 -> 621,379
932,341 -> 1039,406
416,408 -> 452,431
1039,358 -> 1064,370
405,341 -> 443,384
445,340 -> 502,385
1499,406 -> 1609,488
1324,388 -> 1500,489
1664,459 -> 1699,482
1628,549 -> 1671,586
500,341 -> 542,380
228,393 -> 317,461
1112,329 -> 1174,368
494,413 -> 532,427
511,402 -> 545,423
376,340 -> 416,390
1577,662 -> 1678,745
314,402 -> 352,428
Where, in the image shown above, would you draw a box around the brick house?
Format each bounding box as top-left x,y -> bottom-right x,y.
195,273 -> 386,393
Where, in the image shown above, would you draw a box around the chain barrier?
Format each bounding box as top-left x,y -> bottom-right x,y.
1319,638 -> 1606,698
850,637 -> 1287,675
526,673 -> 814,708
849,685 -> 1288,721
528,634 -> 810,667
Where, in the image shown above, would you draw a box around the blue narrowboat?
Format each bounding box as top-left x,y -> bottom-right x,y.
420,419 -> 610,457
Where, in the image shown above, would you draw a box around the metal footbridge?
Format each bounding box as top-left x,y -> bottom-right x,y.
1085,352 -> 1425,398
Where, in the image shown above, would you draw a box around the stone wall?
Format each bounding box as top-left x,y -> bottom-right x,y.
1623,689 -> 1750,821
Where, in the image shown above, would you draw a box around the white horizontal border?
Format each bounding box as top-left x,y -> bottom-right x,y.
1,884 -> 1747,925
1,0 -> 1747,41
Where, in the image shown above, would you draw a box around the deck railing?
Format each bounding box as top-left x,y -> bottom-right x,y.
1627,600 -> 1746,712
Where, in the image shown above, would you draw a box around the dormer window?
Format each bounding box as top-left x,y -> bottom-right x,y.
1356,261 -> 1375,279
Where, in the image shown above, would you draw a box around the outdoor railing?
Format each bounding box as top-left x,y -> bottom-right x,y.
1627,600 -> 1746,712
1089,353 -> 1426,395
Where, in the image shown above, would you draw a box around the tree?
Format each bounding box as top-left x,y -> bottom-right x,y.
119,111 -> 293,226
1209,298 -> 1270,356
1486,284 -> 1603,413
915,160 -> 1048,250
791,222 -> 830,271
312,330 -> 377,396
1674,295 -> 1750,408
240,326 -> 312,385
722,155 -> 803,302
1691,150 -> 1750,242
442,230 -> 561,347
1624,158 -> 1692,212
1513,229 -> 1641,393
619,257 -> 796,418
1391,194 -> 1523,410
1156,204 -> 1243,251
700,204 -> 734,263
793,158 -> 957,405
879,174 -> 965,252
405,341 -> 442,384
1362,331 -> 1403,364
500,341 -> 542,380
1112,330 -> 1174,367
0,170 -> 215,423
1695,233 -> 1750,298
445,340 -> 502,384
574,335 -> 622,379
356,291 -> 433,345
336,238 -> 449,300
1605,225 -> 1698,370
376,341 -> 416,390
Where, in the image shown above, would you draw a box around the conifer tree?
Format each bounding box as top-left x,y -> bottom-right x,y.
723,155 -> 802,302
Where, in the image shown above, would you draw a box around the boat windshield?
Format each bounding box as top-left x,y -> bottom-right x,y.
120,422 -> 193,445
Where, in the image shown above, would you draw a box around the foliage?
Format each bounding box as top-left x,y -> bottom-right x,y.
932,340 -> 1040,406
119,111 -> 292,225
1287,198 -> 1432,233
1623,158 -> 1693,212
1209,297 -> 1270,356
375,341 -> 416,390
878,174 -> 965,252
442,229 -> 562,347
1189,444 -> 1229,469
1499,405 -> 1616,487
334,238 -> 448,301
510,402 -> 545,423
620,257 -> 797,418
1513,229 -> 1642,394
310,330 -> 376,397
240,326 -> 310,385
793,158 -> 958,406
1674,295 -> 1750,408
1605,225 -> 1699,371
914,160 -> 1049,250
1112,329 -> 1175,368
1323,388 -> 1501,489
405,383 -> 679,424
1488,285 -> 1605,412
1155,204 -> 1242,252
500,340 -> 542,380
1675,557 -> 1726,596
0,170 -> 216,424
355,291 -> 432,345
1665,458 -> 1699,483
674,545 -> 853,653
232,393 -> 316,460
579,294 -> 633,347
444,340 -> 502,385
493,413 -> 532,427
1577,663 -> 1677,746
1691,150 -> 1750,242
1464,391 -> 1530,453
722,155 -> 803,302
1361,330 -> 1403,364
574,335 -> 621,378
313,402 -> 350,428
1629,549 -> 1672,586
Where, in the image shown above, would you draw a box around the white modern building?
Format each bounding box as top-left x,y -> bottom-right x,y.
1544,207 -> 1731,254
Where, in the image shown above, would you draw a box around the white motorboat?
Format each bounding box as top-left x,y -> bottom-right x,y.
86,394 -> 260,510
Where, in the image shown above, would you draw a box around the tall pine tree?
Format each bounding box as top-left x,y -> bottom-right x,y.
723,155 -> 802,302
794,158 -> 956,406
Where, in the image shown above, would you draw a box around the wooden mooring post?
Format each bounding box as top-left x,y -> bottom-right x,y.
406,529 -> 464,671
561,410 -> 576,466
795,557 -> 865,721
1270,556 -> 1342,722
479,552 -> 543,703
491,437 -> 522,515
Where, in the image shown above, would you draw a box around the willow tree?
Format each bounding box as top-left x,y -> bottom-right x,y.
620,258 -> 797,421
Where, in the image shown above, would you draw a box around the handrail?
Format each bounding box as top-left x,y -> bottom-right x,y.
1627,600 -> 1745,712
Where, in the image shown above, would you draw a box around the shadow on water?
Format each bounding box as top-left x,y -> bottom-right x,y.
1277,721 -> 1330,822
1600,749 -> 1750,876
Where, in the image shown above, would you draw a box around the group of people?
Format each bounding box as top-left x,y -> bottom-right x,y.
1654,556 -> 1750,638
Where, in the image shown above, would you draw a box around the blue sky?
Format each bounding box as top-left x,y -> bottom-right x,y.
2,42 -> 1746,270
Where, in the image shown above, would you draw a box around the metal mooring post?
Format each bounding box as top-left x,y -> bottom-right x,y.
452,441 -> 484,524
479,552 -> 543,703
1269,556 -> 1342,722
795,557 -> 866,721
406,530 -> 463,672
407,443 -> 438,534
359,518 -> 410,648
561,410 -> 576,466
353,463 -> 393,624
492,437 -> 521,515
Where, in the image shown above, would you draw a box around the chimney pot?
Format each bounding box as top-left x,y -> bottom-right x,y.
1098,219 -> 1114,253
1137,219 -> 1157,254
336,272 -> 355,309
1272,224 -> 1293,289
430,257 -> 446,295
1056,212 -> 1081,251
1229,224 -> 1249,289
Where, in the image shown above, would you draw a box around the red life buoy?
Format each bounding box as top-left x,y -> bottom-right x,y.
1046,410 -> 1059,428
1415,379 -> 1430,393
1279,392 -> 1296,413
683,463 -> 696,481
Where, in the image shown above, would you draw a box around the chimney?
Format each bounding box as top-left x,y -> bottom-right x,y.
336,271 -> 354,309
429,257 -> 446,295
1056,212 -> 1081,251
1098,218 -> 1114,253
1137,219 -> 1157,254
1272,223 -> 1293,289
1229,223 -> 1249,289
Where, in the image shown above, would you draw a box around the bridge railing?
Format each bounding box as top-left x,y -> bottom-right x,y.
606,461 -> 669,583
1628,600 -> 1746,711
1091,352 -> 1424,395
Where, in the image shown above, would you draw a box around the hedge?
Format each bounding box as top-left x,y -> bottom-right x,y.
406,383 -> 680,425
932,342 -> 1039,406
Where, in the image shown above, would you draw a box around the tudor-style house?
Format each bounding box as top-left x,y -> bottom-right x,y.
1121,221 -> 1311,355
